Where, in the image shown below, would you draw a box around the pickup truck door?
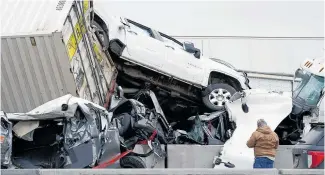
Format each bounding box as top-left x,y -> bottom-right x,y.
122,19 -> 164,69
163,43 -> 192,81
186,51 -> 204,84
160,33 -> 202,85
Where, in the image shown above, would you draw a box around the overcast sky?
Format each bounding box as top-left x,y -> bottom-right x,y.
95,1 -> 324,37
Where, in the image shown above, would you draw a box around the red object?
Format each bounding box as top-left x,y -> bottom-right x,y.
93,130 -> 157,169
308,151 -> 324,168
93,150 -> 132,169
137,130 -> 157,145
104,80 -> 116,109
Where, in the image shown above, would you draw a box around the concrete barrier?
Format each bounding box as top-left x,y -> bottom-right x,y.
274,146 -> 294,169
2,169 -> 324,175
167,145 -> 223,168
1,169 -> 278,175
167,145 -> 294,168
133,144 -> 165,168
279,169 -> 324,175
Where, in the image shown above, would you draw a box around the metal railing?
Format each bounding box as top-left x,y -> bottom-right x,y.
237,69 -> 294,78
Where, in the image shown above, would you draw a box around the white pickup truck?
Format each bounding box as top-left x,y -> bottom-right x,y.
92,7 -> 250,114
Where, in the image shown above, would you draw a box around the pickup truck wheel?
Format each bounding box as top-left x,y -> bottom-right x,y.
120,156 -> 146,168
202,83 -> 236,111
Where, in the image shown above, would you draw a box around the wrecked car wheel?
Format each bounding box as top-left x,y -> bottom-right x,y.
202,83 -> 236,111
120,156 -> 146,168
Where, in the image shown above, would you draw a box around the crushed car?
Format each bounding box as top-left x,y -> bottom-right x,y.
91,5 -> 251,122
1,112 -> 13,169
171,110 -> 236,145
106,89 -> 169,168
1,95 -> 166,169
1,95 -> 121,169
1,92 -> 168,169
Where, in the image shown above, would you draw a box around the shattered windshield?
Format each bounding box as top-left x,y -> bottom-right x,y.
294,73 -> 324,106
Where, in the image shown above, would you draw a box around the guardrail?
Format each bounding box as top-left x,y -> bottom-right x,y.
236,69 -> 300,92
2,169 -> 324,175
237,69 -> 294,78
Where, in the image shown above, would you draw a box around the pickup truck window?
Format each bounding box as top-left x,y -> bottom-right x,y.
294,74 -> 324,106
127,19 -> 155,38
160,32 -> 183,49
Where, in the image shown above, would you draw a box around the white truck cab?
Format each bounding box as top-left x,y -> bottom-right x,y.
292,57 -> 324,116
292,57 -> 324,137
92,8 -> 250,112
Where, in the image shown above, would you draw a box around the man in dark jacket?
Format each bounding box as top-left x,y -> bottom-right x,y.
246,119 -> 279,168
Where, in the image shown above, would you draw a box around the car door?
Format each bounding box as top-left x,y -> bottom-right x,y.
185,46 -> 204,84
159,33 -> 202,84
122,19 -> 164,69
64,109 -> 97,168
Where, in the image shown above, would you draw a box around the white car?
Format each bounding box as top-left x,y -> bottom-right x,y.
91,9 -> 250,114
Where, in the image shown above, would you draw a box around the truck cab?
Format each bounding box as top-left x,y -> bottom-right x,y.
292,57 -> 324,116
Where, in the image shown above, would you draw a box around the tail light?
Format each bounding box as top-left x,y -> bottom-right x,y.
0,135 -> 5,143
308,151 -> 324,168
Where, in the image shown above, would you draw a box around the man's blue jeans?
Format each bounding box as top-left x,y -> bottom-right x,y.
253,157 -> 274,168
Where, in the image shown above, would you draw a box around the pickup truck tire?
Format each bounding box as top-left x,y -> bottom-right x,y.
202,83 -> 236,111
120,155 -> 146,168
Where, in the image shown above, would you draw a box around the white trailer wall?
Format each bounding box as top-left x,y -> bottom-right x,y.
95,1 -> 324,75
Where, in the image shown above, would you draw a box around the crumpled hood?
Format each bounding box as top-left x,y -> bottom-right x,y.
1,112 -> 12,168
214,89 -> 292,169
6,94 -> 109,121
256,126 -> 272,134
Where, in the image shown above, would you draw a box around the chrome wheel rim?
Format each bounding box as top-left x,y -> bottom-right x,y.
208,88 -> 232,107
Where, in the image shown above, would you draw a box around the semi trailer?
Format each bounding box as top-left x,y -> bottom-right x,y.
1,0 -> 117,112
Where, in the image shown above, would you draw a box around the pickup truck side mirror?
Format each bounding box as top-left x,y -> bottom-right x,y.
183,41 -> 201,59
294,68 -> 304,78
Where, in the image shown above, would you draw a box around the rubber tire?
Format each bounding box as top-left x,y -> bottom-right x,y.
202,83 -> 237,111
92,21 -> 109,49
120,156 -> 146,168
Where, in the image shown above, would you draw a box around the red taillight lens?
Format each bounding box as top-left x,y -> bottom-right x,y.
308,151 -> 324,168
0,135 -> 5,143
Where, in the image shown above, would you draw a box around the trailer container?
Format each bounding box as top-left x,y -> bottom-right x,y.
1,0 -> 117,112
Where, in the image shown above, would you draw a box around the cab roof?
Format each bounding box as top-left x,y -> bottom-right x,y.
300,57 -> 324,77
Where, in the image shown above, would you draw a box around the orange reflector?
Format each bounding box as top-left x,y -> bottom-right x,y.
0,135 -> 5,143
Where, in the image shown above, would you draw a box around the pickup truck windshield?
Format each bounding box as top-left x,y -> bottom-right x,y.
294,73 -> 324,106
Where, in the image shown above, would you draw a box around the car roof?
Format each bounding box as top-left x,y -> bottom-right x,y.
6,94 -> 108,121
